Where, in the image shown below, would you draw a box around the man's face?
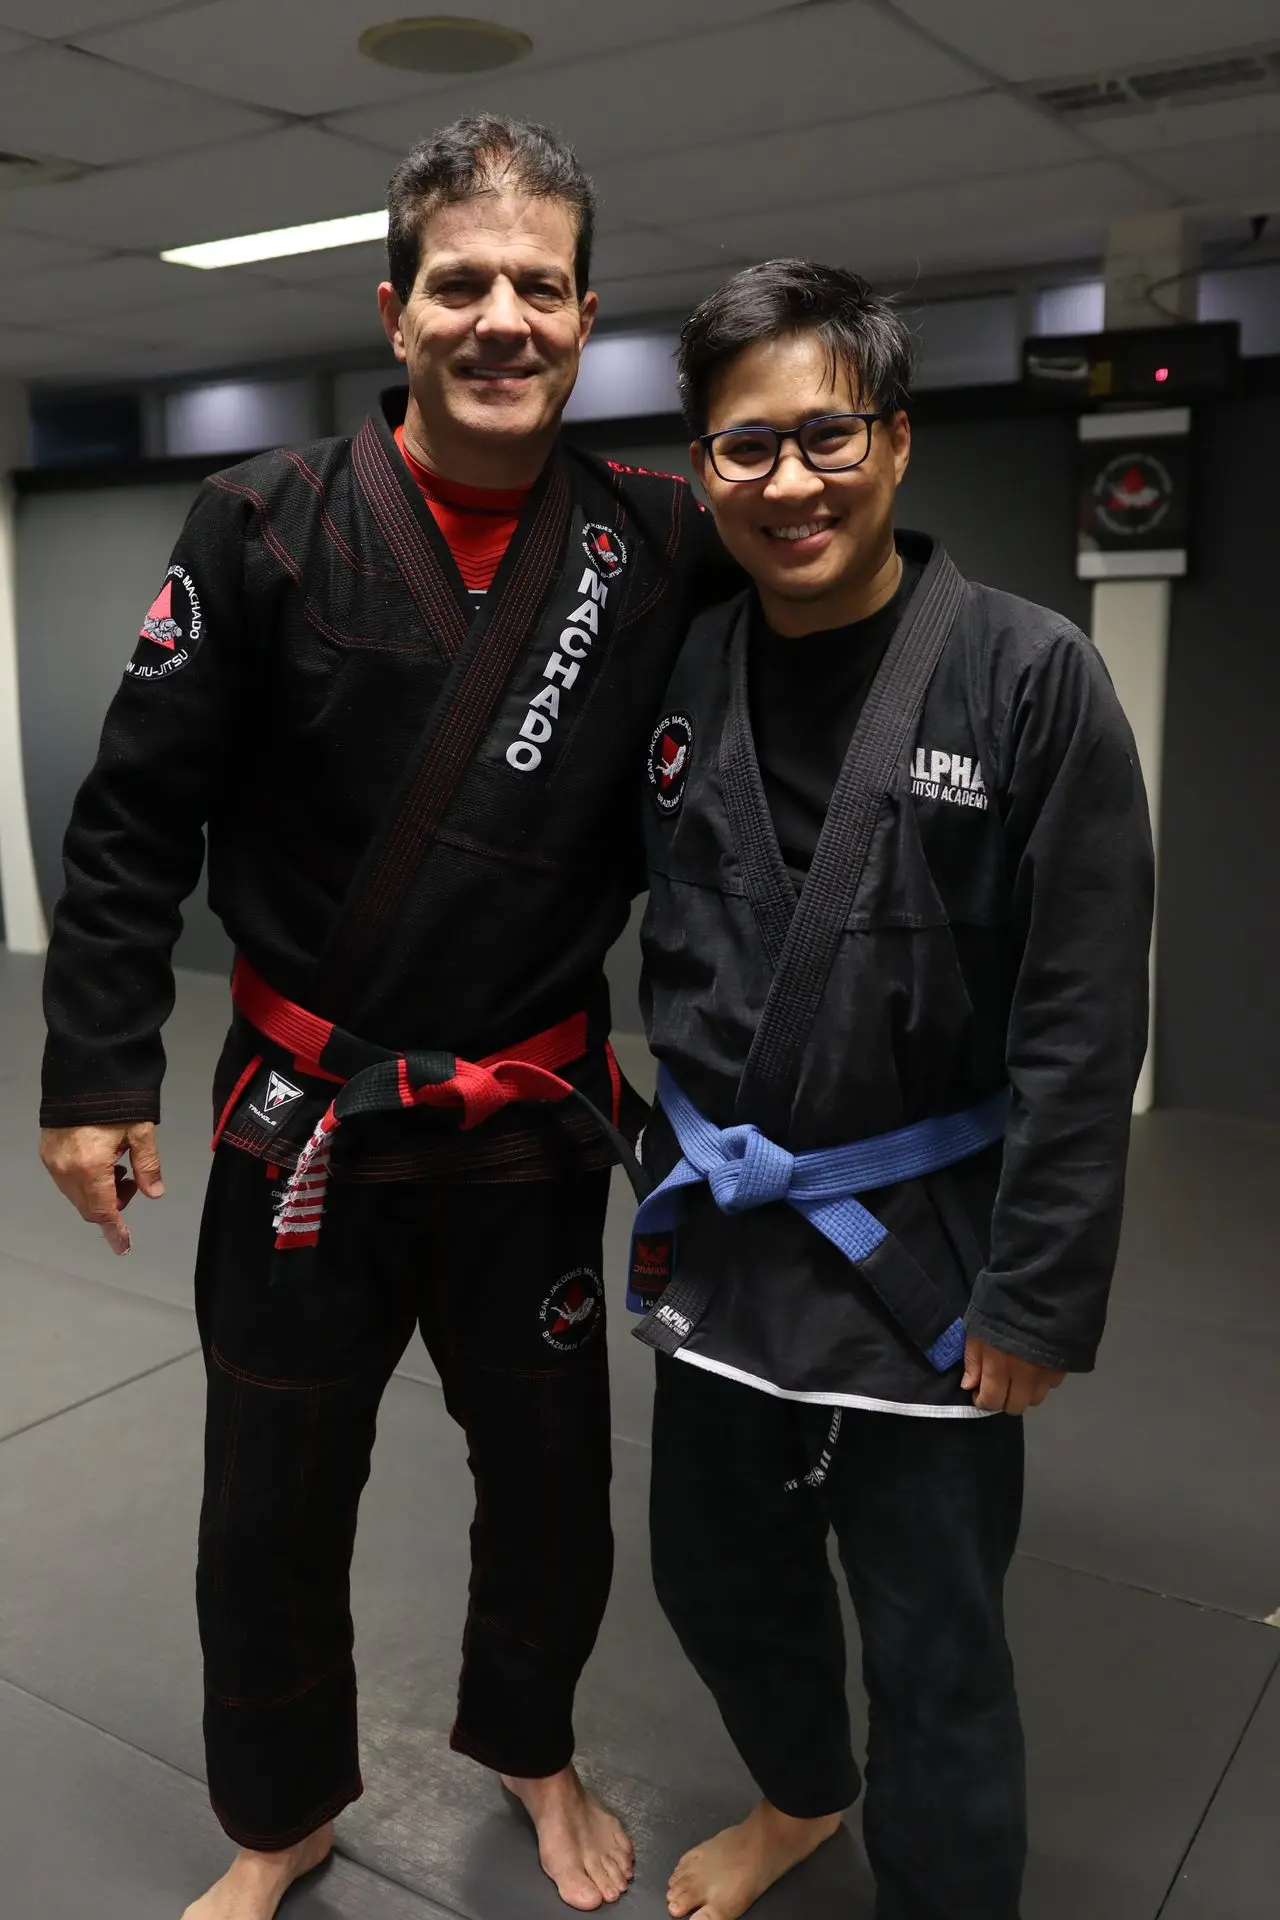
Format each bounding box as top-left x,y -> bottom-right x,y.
379,190 -> 596,454
692,331 -> 910,617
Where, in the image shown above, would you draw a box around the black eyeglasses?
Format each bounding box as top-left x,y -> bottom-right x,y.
699,411 -> 887,483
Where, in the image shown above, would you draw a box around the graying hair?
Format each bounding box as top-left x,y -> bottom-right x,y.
387,114 -> 595,301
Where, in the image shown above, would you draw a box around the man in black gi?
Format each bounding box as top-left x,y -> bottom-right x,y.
628,260 -> 1154,1920
39,116 -> 727,1920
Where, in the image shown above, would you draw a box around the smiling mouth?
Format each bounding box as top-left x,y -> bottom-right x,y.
763,519 -> 836,542
459,365 -> 539,382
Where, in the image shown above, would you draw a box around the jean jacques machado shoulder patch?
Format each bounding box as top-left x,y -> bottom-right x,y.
127,565 -> 203,681
648,712 -> 693,815
582,523 -> 627,578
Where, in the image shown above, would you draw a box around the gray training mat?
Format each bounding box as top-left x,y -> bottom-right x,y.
0,1678 -> 455,1920
4,963 -> 1279,1918
1160,1659 -> 1280,1920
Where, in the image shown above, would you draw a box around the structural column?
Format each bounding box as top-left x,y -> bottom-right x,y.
1089,215 -> 1197,1113
0,380 -> 45,954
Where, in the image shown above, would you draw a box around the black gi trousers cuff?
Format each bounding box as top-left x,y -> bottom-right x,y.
650,1353 -> 1027,1920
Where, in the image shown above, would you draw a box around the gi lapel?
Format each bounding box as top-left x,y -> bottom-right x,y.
734,541 -> 967,1139
352,410 -> 470,662
314,429 -> 573,1016
719,596 -> 797,972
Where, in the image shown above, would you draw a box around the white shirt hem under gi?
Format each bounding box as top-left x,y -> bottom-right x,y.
675,1346 -> 993,1417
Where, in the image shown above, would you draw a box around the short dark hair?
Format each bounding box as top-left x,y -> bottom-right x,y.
677,259 -> 916,435
386,114 -> 595,302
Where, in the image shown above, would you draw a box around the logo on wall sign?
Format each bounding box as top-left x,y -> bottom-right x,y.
540,1267 -> 603,1351
647,712 -> 694,815
1093,453 -> 1173,539
127,565 -> 203,681
582,523 -> 627,578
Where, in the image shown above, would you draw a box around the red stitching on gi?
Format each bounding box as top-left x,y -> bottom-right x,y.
279,450 -> 385,575
210,1344 -> 362,1393
209,1777 -> 363,1853
208,1653 -> 346,1711
42,1091 -> 155,1107
211,1052 -> 262,1152
617,475 -> 682,633
212,1375 -> 243,1630
210,474 -> 411,653
352,422 -> 468,662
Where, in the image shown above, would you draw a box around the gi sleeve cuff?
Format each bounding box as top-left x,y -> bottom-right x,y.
39,1092 -> 161,1130
963,1304 -> 1096,1375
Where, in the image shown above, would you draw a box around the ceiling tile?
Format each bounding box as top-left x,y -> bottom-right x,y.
0,0 -> 193,31
0,228 -> 106,275
80,0 -> 787,118
330,5 -> 978,167
240,239 -> 391,288
894,0 -> 1280,84
1,127 -> 394,252
0,253 -> 267,327
1125,132 -> 1280,204
72,282 -> 385,355
589,228 -> 730,281
592,265 -> 730,325
0,324 -> 115,373
671,159 -> 1176,282
1090,91 -> 1280,155
0,44 -> 279,168
595,91 -> 1090,228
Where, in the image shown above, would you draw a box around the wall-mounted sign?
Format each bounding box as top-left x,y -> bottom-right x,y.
1025,320 -> 1238,409
1077,407 -> 1191,580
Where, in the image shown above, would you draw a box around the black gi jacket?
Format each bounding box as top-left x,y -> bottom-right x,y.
41,395 -> 727,1181
639,534 -> 1155,1410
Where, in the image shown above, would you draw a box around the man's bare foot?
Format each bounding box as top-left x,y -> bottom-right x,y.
667,1801 -> 843,1919
181,1821 -> 333,1919
501,1764 -> 634,1909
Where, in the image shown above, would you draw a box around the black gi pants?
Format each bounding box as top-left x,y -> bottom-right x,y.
650,1355 -> 1026,1920
194,1146 -> 613,1850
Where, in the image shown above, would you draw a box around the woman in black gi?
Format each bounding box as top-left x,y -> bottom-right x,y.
633,262 -> 1154,1920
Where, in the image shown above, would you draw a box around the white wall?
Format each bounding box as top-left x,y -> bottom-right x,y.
15,478 -> 231,975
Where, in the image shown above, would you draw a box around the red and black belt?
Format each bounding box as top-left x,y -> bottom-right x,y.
223,958 -> 645,1253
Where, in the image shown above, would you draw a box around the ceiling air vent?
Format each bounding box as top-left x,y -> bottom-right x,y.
1030,43 -> 1280,121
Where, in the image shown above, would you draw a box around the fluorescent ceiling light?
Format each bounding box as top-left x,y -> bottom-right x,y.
162,209 -> 388,270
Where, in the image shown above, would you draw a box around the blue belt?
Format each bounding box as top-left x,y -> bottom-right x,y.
629,1068 -> 1010,1372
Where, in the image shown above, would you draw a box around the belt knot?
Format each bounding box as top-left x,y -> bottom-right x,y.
706,1124 -> 795,1213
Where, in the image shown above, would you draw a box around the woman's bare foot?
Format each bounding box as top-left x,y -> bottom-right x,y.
180,1822 -> 334,1919
501,1764 -> 635,1909
667,1802 -> 843,1919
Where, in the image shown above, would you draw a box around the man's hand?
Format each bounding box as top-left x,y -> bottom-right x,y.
962,1338 -> 1065,1415
39,1122 -> 165,1257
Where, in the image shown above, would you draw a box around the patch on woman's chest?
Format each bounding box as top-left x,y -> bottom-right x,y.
648,711 -> 695,815
909,744 -> 989,813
